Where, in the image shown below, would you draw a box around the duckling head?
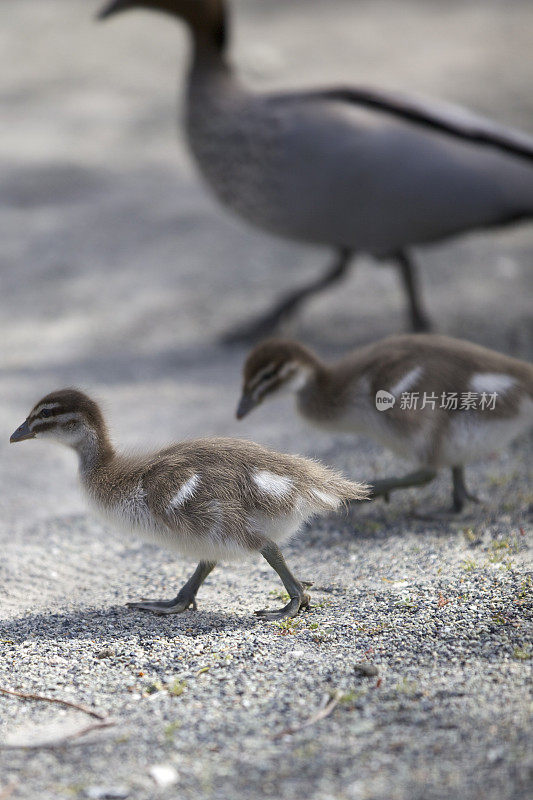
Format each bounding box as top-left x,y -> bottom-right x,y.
237,339 -> 318,420
10,388 -> 111,454
98,0 -> 227,45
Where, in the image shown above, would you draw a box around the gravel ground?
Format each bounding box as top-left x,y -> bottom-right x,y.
0,1 -> 532,799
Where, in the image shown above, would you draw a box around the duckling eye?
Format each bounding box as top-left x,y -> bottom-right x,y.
40,408 -> 52,418
261,368 -> 277,382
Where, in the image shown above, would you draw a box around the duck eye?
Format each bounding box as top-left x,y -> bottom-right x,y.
40,408 -> 52,418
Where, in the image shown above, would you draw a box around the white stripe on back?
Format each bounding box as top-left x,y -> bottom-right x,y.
391,366 -> 423,397
469,373 -> 515,395
169,474 -> 200,508
253,470 -> 293,498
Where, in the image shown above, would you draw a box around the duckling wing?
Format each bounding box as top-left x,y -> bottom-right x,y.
137,456 -> 259,557
136,439 -> 367,554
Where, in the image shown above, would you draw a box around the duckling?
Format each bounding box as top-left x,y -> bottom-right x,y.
10,389 -> 368,620
237,335 -> 533,513
99,0 -> 533,339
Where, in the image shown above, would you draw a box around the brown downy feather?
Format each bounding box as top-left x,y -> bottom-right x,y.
11,392 -> 369,562
239,334 -> 533,473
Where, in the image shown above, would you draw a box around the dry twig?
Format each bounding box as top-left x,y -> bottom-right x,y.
0,685 -> 116,749
0,686 -> 106,720
273,692 -> 340,739
0,720 -> 117,750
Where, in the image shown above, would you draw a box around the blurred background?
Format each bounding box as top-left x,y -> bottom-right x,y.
1,0 -> 532,579
0,3 -> 532,798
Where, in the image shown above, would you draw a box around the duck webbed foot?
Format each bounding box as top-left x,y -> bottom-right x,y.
126,560 -> 216,616
255,541 -> 310,621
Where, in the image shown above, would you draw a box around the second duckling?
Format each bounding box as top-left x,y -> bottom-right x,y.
237,334 -> 533,513
10,389 -> 368,620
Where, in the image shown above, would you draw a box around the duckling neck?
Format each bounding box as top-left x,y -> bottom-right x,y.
76,427 -> 115,475
296,362 -> 338,422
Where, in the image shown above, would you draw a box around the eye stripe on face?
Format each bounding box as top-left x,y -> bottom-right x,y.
247,362 -> 278,392
29,420 -> 61,434
29,411 -> 82,431
279,361 -> 298,379
29,402 -> 62,421
251,377 -> 282,402
44,412 -> 80,425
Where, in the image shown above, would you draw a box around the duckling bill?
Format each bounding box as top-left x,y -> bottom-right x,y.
10,389 -> 368,620
238,335 -> 533,513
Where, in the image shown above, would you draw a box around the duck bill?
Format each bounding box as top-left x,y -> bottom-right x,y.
10,420 -> 35,443
236,393 -> 257,420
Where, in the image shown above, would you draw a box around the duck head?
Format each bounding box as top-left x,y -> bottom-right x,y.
98,0 -> 227,48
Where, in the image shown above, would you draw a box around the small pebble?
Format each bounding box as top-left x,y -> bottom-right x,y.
85,787 -> 129,800
96,647 -> 115,659
353,662 -> 379,677
149,764 -> 179,788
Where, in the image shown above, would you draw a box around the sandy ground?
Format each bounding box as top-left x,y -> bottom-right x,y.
0,1 -> 532,798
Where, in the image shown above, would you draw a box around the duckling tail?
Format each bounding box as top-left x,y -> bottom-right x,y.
307,475 -> 370,511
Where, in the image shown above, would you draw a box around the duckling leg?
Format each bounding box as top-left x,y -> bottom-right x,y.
411,467 -> 482,520
365,468 -> 437,502
452,466 -> 481,513
126,561 -> 217,615
394,250 -> 432,333
255,541 -> 310,621
222,248 -> 353,344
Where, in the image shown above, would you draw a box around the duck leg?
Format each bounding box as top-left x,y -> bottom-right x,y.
127,560 -> 217,615
222,248 -> 353,344
452,466 -> 481,513
363,468 -> 438,502
255,541 -> 310,621
394,250 -> 432,333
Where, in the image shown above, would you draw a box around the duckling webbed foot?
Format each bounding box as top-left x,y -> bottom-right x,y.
452,466 -> 482,513
256,540 -> 310,622
126,560 -> 216,616
412,468 -> 483,520
127,596 -> 197,615
255,594 -> 310,621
